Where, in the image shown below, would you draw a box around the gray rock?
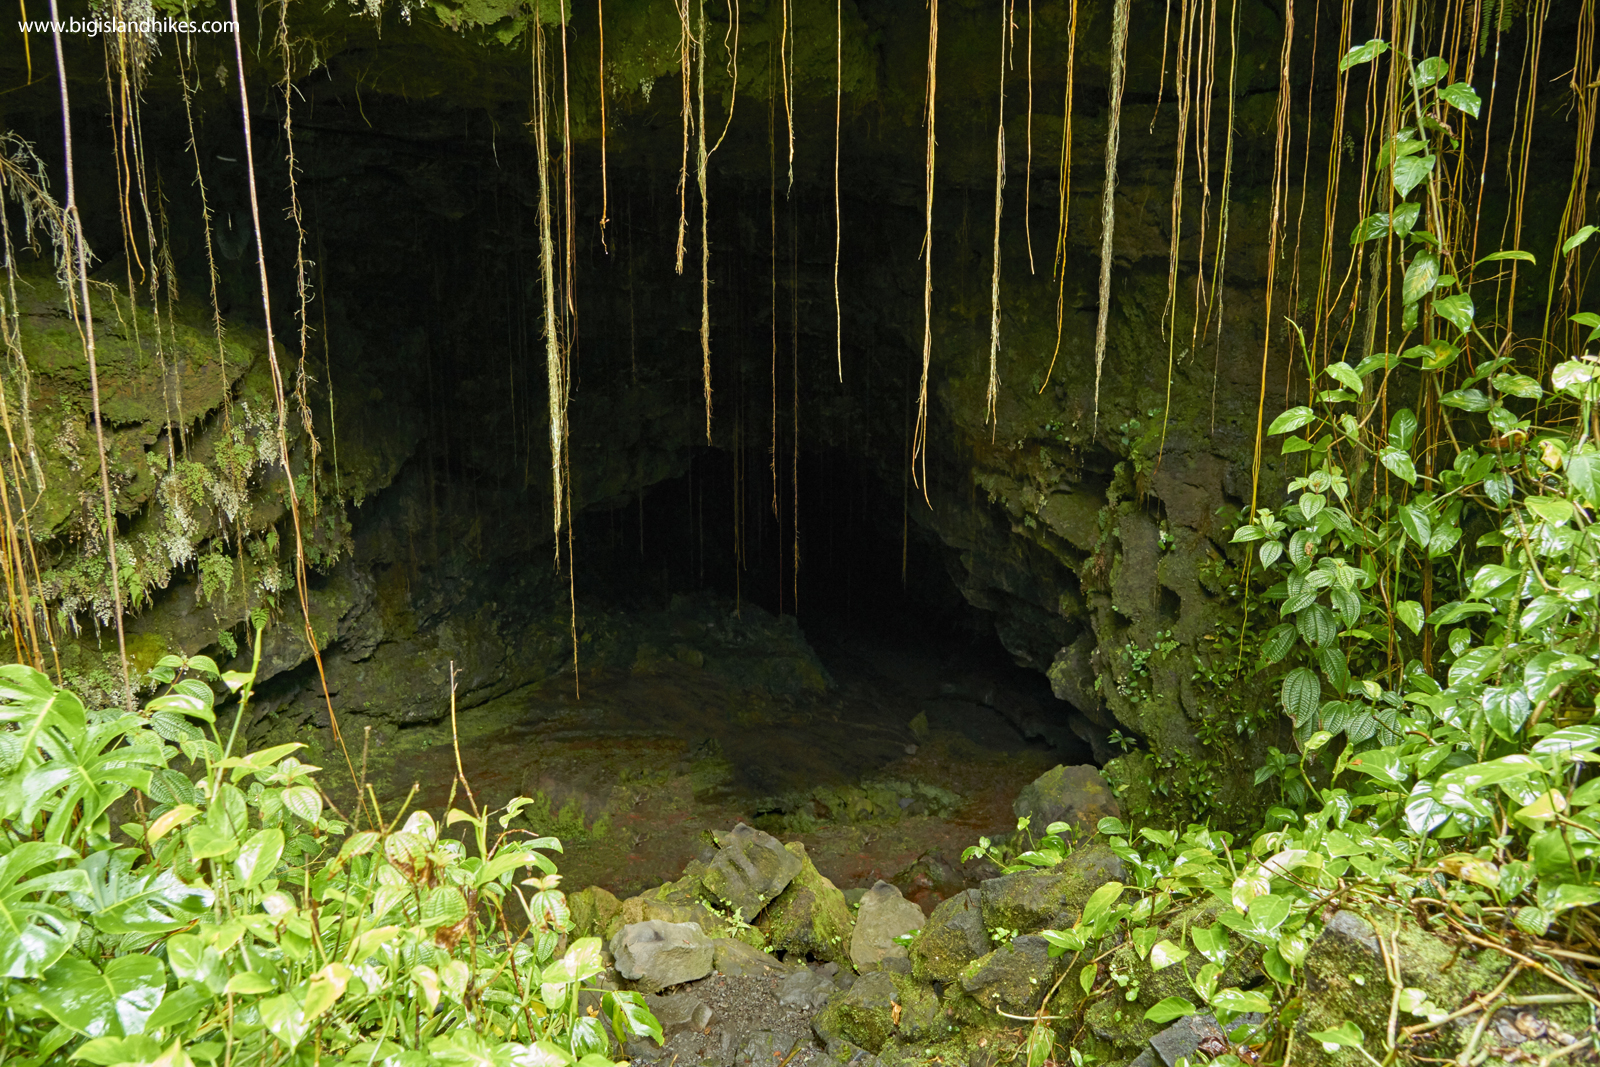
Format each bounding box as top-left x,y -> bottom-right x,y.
702,824 -> 805,920
713,937 -> 790,977
1148,1013 -> 1226,1067
1319,910 -> 1381,957
609,920 -> 715,992
849,881 -> 924,972
643,991 -> 713,1036
734,1031 -> 801,1067
910,888 -> 992,984
958,935 -> 1059,1015
813,972 -> 899,1054
1127,1049 -> 1158,1067
1013,764 -> 1121,836
979,842 -> 1126,933
779,967 -> 838,1010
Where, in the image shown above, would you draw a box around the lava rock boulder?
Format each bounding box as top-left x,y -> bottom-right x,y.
849,881 -> 926,972
609,920 -> 715,993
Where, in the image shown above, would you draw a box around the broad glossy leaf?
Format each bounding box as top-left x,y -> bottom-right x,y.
234,828 -> 285,890
1212,987 -> 1273,1016
1379,447 -> 1417,485
1564,225 -> 1599,254
1525,495 -> 1575,525
0,842 -> 87,978
1433,293 -> 1475,332
259,993 -> 310,1049
1397,504 -> 1431,548
1438,81 -> 1481,117
1348,746 -> 1408,788
281,786 -> 322,825
1393,154 -> 1436,197
186,824 -> 237,862
1079,881 -> 1124,930
1440,387 -> 1492,411
73,849 -> 212,935
1492,372 -> 1544,399
1395,600 -> 1425,635
1482,687 -> 1534,741
1427,601 -> 1490,626
166,933 -> 227,995
1449,646 -> 1502,686
1339,39 -> 1388,69
1413,56 -> 1449,89
1402,251 -> 1440,304
1309,1021 -> 1366,1049
1523,651 -> 1595,705
1268,407 -> 1316,435
1145,996 -> 1197,1023
37,956 -> 166,1037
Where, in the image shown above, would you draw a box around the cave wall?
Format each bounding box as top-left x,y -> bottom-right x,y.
0,0 -> 1585,826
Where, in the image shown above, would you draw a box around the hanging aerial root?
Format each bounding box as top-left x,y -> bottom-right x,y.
1039,0 -> 1077,394
1092,0 -> 1131,431
912,0 -> 938,503
987,0 -> 1008,428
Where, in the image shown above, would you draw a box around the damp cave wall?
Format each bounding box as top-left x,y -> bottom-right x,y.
0,0 -> 1588,827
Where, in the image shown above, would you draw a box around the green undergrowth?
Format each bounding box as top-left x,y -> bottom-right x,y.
0,635 -> 660,1066
997,40 -> 1600,1067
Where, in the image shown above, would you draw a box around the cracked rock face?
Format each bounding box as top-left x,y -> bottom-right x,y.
702,823 -> 806,920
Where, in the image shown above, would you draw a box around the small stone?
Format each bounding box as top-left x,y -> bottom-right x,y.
1148,1014 -> 1227,1067
849,881 -> 925,972
778,967 -> 838,1010
644,991 -> 714,1035
701,823 -> 805,920
713,937 -> 790,977
609,920 -> 715,992
733,1031 -> 798,1067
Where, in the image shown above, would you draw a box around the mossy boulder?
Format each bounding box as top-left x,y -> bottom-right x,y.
1013,764 -> 1121,835
978,842 -> 1126,934
700,823 -> 804,919
910,888 -> 992,984
567,885 -> 622,941
959,935 -> 1061,1016
813,971 -> 901,1054
758,841 -> 855,964
1292,910 -> 1592,1067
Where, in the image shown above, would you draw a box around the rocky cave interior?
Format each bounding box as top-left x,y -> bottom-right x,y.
0,0 -> 1582,904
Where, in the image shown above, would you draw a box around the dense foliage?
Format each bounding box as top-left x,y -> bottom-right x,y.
0,637 -> 660,1065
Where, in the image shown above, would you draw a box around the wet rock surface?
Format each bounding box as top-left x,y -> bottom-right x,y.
849,882 -> 926,972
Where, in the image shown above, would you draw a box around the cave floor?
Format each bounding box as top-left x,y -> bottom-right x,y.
351,618 -> 1076,909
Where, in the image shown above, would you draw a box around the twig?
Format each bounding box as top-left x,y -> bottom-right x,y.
1457,932 -> 1600,1010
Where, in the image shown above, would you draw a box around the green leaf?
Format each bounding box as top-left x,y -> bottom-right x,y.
1389,408 -> 1418,452
1563,225 -> 1599,254
1379,447 -> 1418,485
1261,623 -> 1297,663
421,886 -> 469,930
1026,1022 -> 1056,1067
282,786 -> 323,825
1438,82 -> 1482,118
1395,600 -> 1425,634
1339,39 -> 1389,69
1525,495 -> 1576,525
1144,996 -> 1198,1023
1397,504 -> 1431,548
1433,293 -> 1475,332
0,842 -> 85,978
1325,363 -> 1363,394
37,957 -> 166,1038
185,824 -> 237,861
73,849 -> 212,935
1296,604 -> 1338,648
1413,56 -> 1449,89
1427,601 -> 1491,626
1492,373 -> 1544,399
1079,881 -> 1125,930
1309,1021 -> 1367,1049
166,933 -> 227,996
1282,668 -> 1321,720
1351,213 -> 1394,245
605,989 -> 665,1043
1393,154 -> 1436,197
234,828 -> 285,890
1449,646 -> 1502,686
1268,407 -> 1316,435
1211,987 -> 1274,1015
1149,940 -> 1191,971
224,971 -> 275,996
1475,249 -> 1534,266
1259,541 -> 1284,568
1440,387 -> 1492,411
1402,251 -> 1440,304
